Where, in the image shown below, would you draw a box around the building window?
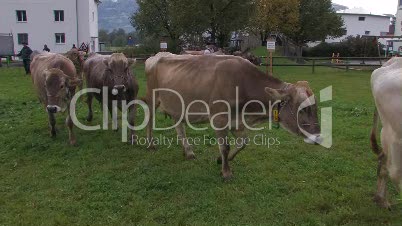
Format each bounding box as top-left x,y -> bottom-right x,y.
16,10 -> 27,22
365,31 -> 371,35
358,17 -> 365,21
92,12 -> 95,21
55,33 -> 65,44
17,33 -> 28,45
54,10 -> 64,22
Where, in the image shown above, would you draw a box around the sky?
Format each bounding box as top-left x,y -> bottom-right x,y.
333,0 -> 399,15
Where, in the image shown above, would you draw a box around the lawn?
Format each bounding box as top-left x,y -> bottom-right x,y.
0,58 -> 401,225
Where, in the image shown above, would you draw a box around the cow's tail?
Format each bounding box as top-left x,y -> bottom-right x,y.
370,107 -> 382,156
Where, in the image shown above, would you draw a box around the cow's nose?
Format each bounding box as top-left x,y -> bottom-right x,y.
113,85 -> 126,95
304,134 -> 322,145
47,105 -> 58,114
114,85 -> 126,91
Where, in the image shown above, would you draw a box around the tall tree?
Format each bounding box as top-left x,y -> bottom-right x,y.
131,0 -> 254,50
251,0 -> 299,46
201,0 -> 254,47
131,0 -> 183,52
286,0 -> 344,58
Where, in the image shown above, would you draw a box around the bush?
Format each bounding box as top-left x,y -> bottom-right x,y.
304,36 -> 385,57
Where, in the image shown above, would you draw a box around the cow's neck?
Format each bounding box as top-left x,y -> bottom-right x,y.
242,71 -> 286,104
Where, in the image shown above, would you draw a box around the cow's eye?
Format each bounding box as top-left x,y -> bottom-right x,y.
60,85 -> 64,89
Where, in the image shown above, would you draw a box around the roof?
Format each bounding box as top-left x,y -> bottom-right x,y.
338,12 -> 392,18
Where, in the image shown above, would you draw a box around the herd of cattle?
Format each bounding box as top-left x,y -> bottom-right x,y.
27,49 -> 401,208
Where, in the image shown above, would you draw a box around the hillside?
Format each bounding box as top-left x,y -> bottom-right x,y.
98,0 -> 138,32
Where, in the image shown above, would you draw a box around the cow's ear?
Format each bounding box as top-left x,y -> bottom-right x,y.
67,77 -> 82,88
265,87 -> 291,101
103,58 -> 109,68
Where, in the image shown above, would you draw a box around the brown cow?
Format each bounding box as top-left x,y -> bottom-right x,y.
84,53 -> 138,142
64,49 -> 85,90
144,52 -> 321,180
30,52 -> 81,145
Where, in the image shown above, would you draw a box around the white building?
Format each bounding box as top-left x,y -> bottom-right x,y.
393,0 -> 402,52
326,10 -> 391,45
0,0 -> 100,54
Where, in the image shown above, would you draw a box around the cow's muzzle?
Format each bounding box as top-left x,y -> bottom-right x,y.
304,134 -> 323,145
112,85 -> 126,95
47,105 -> 61,114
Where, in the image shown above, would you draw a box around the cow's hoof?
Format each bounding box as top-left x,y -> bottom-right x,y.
69,140 -> 77,146
148,145 -> 157,152
217,156 -> 222,165
130,138 -> 137,145
373,195 -> 391,210
221,172 -> 233,182
50,130 -> 57,138
185,153 -> 196,160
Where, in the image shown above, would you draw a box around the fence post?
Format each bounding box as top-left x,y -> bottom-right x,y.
312,59 -> 315,74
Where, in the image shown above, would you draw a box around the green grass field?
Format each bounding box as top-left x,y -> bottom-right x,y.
0,58 -> 401,225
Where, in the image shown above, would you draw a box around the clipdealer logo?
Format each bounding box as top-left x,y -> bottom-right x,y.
68,86 -> 333,149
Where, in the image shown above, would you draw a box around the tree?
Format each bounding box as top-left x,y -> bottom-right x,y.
199,0 -> 254,47
131,0 -> 184,52
251,0 -> 299,46
286,0 -> 345,59
99,29 -> 109,44
131,0 -> 254,50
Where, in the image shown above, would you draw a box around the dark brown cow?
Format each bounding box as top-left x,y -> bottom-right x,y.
30,52 -> 81,145
64,49 -> 85,89
144,52 -> 321,180
84,53 -> 138,142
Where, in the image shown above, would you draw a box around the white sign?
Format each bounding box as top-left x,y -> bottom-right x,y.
160,42 -> 168,50
267,41 -> 275,52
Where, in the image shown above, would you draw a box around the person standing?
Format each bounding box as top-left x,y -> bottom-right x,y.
43,44 -> 50,52
17,42 -> 33,75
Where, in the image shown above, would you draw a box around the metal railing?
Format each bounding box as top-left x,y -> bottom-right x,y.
259,56 -> 390,73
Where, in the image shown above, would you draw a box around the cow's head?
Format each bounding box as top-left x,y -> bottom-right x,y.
265,81 -> 322,144
65,49 -> 85,72
44,68 -> 81,114
103,53 -> 135,96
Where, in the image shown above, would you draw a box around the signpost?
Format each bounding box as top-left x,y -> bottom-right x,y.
160,39 -> 168,52
266,38 -> 276,76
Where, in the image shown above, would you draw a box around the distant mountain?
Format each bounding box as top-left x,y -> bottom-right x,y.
98,0 -> 138,32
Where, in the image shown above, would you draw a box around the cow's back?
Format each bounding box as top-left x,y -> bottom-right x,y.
371,57 -> 402,134
146,54 -> 266,120
84,54 -> 108,88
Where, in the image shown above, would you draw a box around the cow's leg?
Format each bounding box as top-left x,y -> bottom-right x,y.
175,122 -> 195,160
217,128 -> 247,164
66,109 -> 76,146
146,98 -> 159,151
86,92 -> 93,122
374,128 -> 391,209
388,140 -> 402,194
48,112 -> 56,137
108,102 -> 118,131
215,129 -> 232,181
128,103 -> 137,144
